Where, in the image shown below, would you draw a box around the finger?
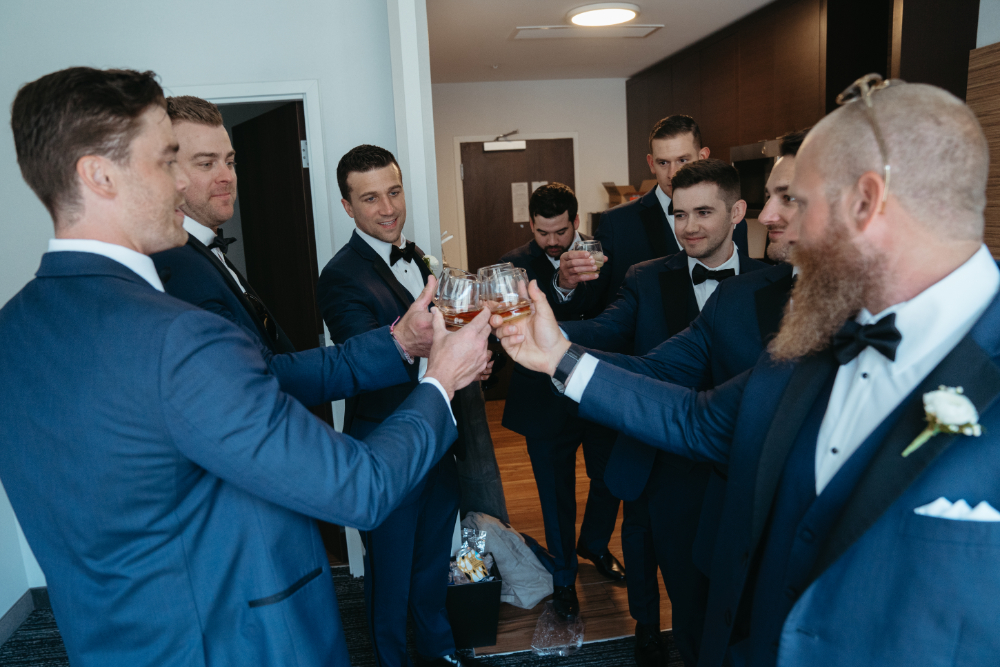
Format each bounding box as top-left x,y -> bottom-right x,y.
489,314 -> 505,329
465,306 -> 493,336
498,333 -> 525,351
413,275 -> 437,311
430,307 -> 448,338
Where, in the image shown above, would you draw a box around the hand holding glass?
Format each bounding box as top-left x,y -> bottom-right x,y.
481,266 -> 533,324
571,240 -> 605,277
434,268 -> 482,330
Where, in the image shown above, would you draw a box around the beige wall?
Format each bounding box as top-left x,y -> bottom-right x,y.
432,78 -> 629,269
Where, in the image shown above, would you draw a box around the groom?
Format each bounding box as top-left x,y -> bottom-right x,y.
494,78 -> 1000,666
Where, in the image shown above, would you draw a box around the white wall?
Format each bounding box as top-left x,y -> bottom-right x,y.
432,79 -> 629,269
978,0 -> 1000,47
0,0 -> 412,620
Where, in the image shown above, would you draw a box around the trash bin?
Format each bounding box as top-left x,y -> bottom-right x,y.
446,558 -> 503,649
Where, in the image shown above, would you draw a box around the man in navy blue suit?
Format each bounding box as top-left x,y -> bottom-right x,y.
0,67 -> 491,667
316,145 -> 489,667
498,183 -> 625,620
562,159 -> 766,667
589,116 -> 749,311
497,78 -> 1000,666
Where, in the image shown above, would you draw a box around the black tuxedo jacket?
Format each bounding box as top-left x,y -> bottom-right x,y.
592,188 -> 750,311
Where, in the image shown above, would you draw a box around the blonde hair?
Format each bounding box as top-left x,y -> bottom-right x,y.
166,95 -> 223,126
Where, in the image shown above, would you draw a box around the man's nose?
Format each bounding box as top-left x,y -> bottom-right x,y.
759,197 -> 780,225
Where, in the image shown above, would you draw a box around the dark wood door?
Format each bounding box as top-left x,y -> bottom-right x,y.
461,139 -> 575,273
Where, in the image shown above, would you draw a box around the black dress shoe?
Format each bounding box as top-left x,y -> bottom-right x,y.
634,621 -> 666,667
577,547 -> 627,582
552,584 -> 580,619
421,653 -> 480,666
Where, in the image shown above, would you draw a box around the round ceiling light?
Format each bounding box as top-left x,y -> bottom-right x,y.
568,3 -> 640,27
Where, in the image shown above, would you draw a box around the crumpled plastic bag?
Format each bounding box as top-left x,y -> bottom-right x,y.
530,601 -> 585,656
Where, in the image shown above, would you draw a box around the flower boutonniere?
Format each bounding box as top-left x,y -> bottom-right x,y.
902,386 -> 982,457
423,254 -> 440,275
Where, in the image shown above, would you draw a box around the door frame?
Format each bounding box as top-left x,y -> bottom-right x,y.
451,133 -> 580,271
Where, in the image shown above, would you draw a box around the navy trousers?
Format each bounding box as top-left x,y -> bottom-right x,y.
525,422 -> 620,587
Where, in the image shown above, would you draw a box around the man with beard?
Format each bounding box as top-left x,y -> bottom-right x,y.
499,182 -> 626,620
493,78 -> 1000,666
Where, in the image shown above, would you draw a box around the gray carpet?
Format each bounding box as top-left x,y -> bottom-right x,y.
0,566 -> 682,666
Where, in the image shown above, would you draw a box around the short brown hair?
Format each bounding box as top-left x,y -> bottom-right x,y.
337,144 -> 400,200
11,67 -> 165,224
529,183 -> 577,222
166,95 -> 223,126
649,115 -> 702,152
670,158 -> 742,209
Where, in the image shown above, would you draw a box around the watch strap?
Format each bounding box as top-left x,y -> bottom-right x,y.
553,343 -> 585,385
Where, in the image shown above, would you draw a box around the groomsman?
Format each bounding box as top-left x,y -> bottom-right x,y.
499,183 -> 625,620
561,159 -> 767,667
589,115 -> 750,310
496,79 -> 1000,667
316,145 -> 482,667
0,66 -> 490,667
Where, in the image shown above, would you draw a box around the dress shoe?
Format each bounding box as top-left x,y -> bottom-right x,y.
634,621 -> 667,667
421,652 -> 480,666
577,546 -> 627,582
552,584 -> 580,619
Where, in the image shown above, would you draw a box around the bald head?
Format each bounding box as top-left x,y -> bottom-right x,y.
804,82 -> 988,241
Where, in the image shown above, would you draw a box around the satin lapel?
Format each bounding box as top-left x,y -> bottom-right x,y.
372,258 -> 415,308
750,351 -> 838,549
754,272 -> 794,344
639,203 -> 674,258
807,335 -> 1000,584
186,235 -> 268,328
658,262 -> 698,337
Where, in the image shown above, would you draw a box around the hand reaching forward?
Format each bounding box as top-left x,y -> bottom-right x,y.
557,250 -> 608,289
490,279 -> 571,376
424,306 -> 492,400
394,275 -> 437,358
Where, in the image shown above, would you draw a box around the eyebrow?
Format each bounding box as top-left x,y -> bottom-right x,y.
767,184 -> 789,195
358,184 -> 402,199
190,151 -> 234,160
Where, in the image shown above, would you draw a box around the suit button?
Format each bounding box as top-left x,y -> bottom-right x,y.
800,528 -> 814,543
724,609 -> 732,626
785,586 -> 798,600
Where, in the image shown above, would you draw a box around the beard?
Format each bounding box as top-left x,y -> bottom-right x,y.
769,209 -> 886,362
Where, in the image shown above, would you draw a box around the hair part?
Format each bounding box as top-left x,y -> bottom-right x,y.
649,115 -> 702,152
337,144 -> 400,200
529,182 -> 578,223
11,67 -> 165,225
166,95 -> 223,127
670,158 -> 742,210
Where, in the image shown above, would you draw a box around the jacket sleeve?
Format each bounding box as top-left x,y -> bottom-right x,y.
560,264 -> 640,353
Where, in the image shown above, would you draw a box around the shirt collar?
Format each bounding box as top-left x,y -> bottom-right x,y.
545,231 -> 583,269
183,216 -> 216,246
356,228 -> 406,266
654,185 -> 673,218
858,244 -> 1000,374
687,244 -> 740,278
47,239 -> 164,292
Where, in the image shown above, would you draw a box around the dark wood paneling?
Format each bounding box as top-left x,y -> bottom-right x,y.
738,13 -> 776,145
700,34 -> 740,163
672,51 -> 703,121
626,75 -> 654,186
773,0 -> 825,135
966,42 -> 1000,259
898,0 -> 980,100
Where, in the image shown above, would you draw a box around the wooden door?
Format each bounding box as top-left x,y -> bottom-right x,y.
461,139 -> 575,272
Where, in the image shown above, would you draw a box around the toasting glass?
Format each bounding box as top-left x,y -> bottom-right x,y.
571,239 -> 605,277
434,268 -> 482,330
476,262 -> 515,282
481,266 -> 533,324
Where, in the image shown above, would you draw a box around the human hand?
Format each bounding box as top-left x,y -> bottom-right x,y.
479,350 -> 495,383
425,306 -> 492,399
394,275 -> 436,358
557,250 -> 607,289
490,280 -> 570,376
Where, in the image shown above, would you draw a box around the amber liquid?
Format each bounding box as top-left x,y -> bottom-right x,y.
437,304 -> 483,330
581,254 -> 606,278
487,299 -> 533,323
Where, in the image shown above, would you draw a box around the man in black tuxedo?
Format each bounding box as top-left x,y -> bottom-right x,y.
589,115 -> 749,311
499,183 -> 625,619
562,159 -> 766,667
316,145 -> 484,667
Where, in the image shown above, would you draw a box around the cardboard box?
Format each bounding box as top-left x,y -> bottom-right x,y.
446,558 -> 503,649
603,180 -> 659,207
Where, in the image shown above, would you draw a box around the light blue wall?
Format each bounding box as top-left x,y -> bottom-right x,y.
978,0 -> 1000,47
0,0 -> 401,620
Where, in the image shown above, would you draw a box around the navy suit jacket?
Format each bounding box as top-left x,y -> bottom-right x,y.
500,237 -> 595,438
0,252 -> 458,667
577,288 -> 1000,666
593,188 -> 750,310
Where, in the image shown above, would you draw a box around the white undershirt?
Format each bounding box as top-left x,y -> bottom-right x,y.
688,244 -> 741,310
184,217 -> 245,294
47,239 -> 163,292
654,185 -> 681,250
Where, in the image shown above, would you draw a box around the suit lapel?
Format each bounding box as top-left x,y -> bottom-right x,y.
750,351 -> 838,549
349,232 -> 415,308
530,243 -> 556,288
755,270 -> 795,344
187,235 -> 269,326
639,200 -> 676,258
808,334 -> 1000,584
658,256 -> 699,337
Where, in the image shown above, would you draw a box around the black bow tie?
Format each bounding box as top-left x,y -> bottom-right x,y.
390,241 -> 417,266
691,265 -> 735,285
667,200 -> 674,217
831,313 -> 902,365
207,228 -> 237,255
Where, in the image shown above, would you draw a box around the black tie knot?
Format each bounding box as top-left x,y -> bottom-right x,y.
831,313 -> 902,365
390,241 -> 417,266
691,264 -> 735,286
208,228 -> 237,255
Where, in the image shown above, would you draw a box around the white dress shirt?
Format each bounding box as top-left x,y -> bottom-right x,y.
653,185 -> 681,251
689,244 -> 741,310
47,239 -> 163,292
814,245 -> 999,493
184,216 -> 245,293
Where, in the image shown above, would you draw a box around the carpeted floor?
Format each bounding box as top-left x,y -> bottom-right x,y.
0,566 -> 682,666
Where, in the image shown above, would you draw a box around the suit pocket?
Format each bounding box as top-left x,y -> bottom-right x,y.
901,513 -> 1000,547
248,567 -> 323,608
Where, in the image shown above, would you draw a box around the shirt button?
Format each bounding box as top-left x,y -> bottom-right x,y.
831,448 -> 839,454
862,372 -> 869,379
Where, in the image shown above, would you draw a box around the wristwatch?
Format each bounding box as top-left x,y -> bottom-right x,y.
553,343 -> 585,385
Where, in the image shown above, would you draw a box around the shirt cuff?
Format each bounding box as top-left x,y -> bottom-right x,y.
551,272 -> 575,302
418,377 -> 457,425
561,353 -> 599,403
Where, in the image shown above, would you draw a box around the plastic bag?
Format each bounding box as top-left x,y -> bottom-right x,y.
452,528 -> 494,584
530,601 -> 585,656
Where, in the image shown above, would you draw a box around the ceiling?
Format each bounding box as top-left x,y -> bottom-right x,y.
428,0 -> 775,84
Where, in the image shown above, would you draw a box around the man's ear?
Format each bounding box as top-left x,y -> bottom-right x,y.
851,171 -> 884,233
76,155 -> 117,200
341,198 -> 355,219
572,215 -> 580,231
698,146 -> 711,160
646,153 -> 655,174
731,199 -> 747,224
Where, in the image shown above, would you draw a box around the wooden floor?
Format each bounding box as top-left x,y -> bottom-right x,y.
479,400 -> 672,655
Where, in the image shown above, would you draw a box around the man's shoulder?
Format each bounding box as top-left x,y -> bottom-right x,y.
500,241 -> 535,268
599,195 -> 650,224
320,239 -> 368,279
716,262 -> 792,298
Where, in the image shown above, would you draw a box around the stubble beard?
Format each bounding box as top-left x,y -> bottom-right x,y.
769,208 -> 886,362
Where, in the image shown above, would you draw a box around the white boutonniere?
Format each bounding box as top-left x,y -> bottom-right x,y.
902,386 -> 982,457
423,254 -> 440,275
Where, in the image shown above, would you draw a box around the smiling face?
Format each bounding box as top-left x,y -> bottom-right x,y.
759,155 -> 798,262
342,164 -> 406,245
646,132 -> 711,198
672,181 -> 739,267
531,211 -> 579,258
172,121 -> 236,230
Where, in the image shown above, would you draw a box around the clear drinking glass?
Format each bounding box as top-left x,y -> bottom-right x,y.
476,262 -> 515,282
434,268 -> 482,330
571,240 -> 605,277
481,266 -> 533,324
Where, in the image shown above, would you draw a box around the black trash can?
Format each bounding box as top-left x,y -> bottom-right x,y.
446,558 -> 503,649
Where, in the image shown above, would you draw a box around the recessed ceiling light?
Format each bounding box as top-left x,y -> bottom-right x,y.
568,3 -> 640,27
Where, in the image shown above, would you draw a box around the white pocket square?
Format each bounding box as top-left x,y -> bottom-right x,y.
913,497 -> 1000,522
